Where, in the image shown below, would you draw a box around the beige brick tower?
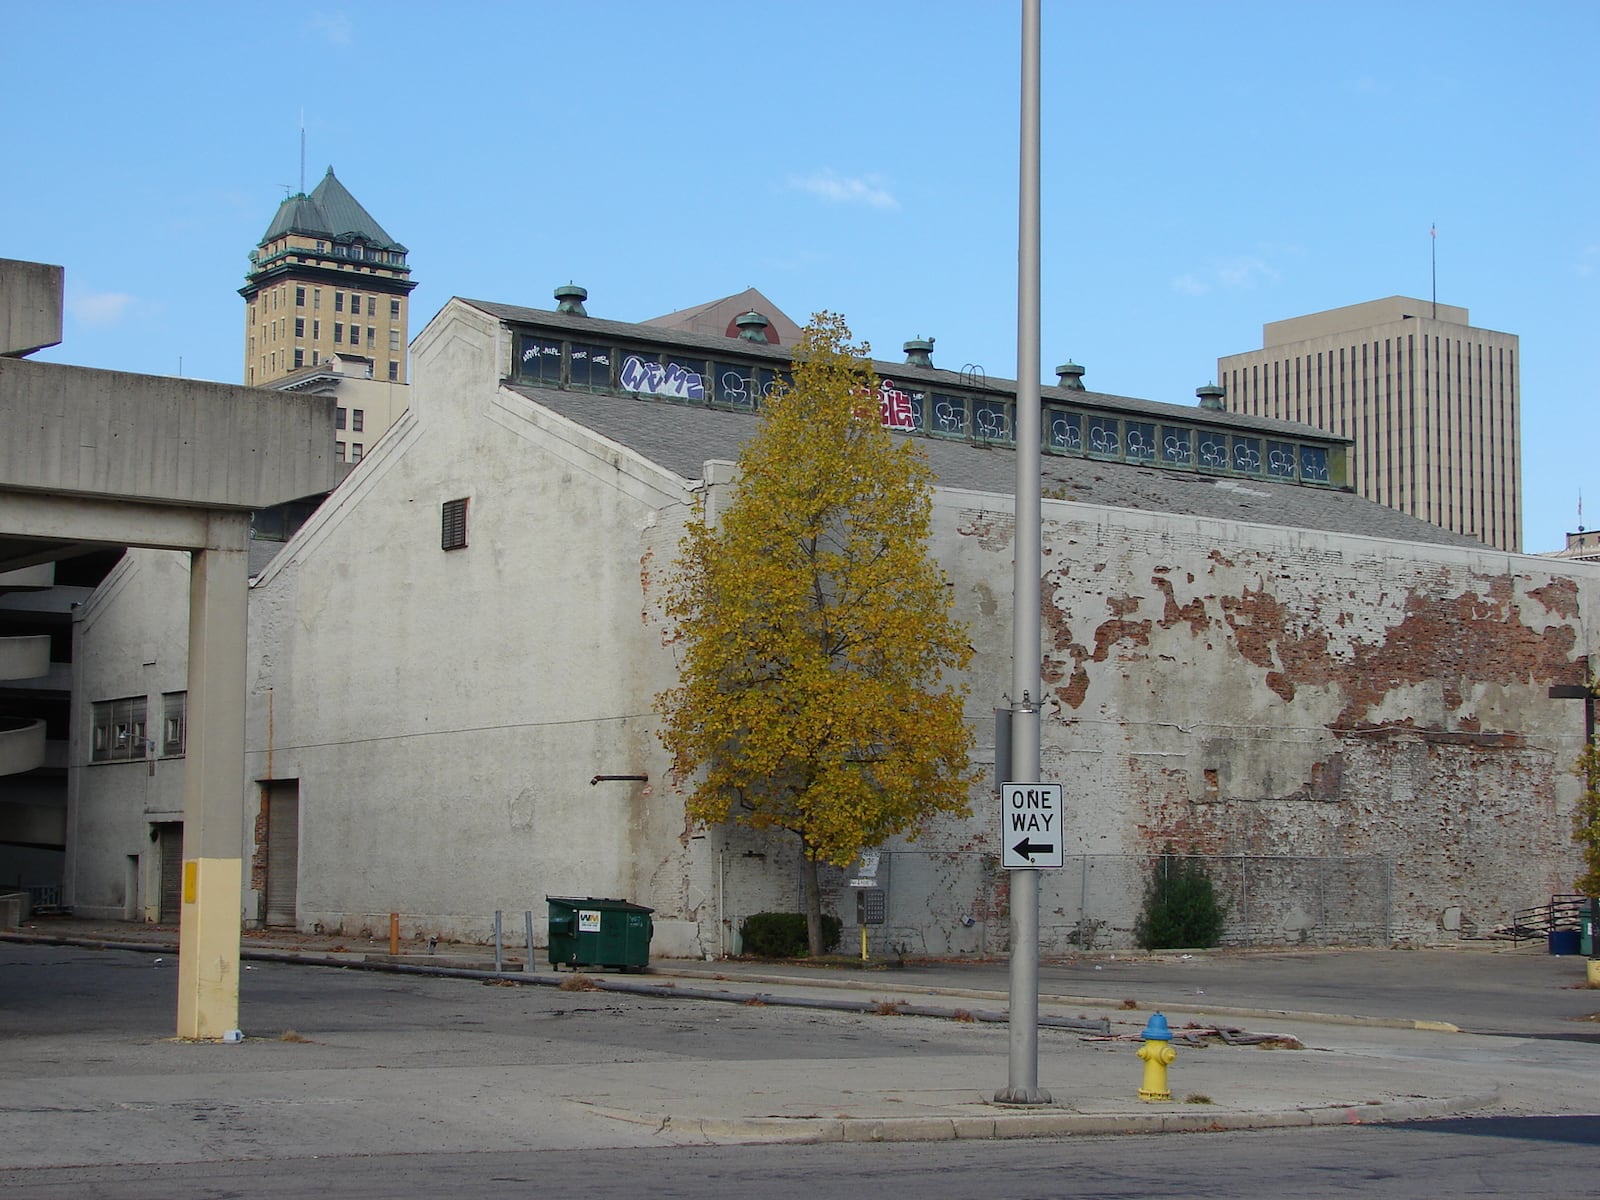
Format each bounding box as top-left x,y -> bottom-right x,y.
241,167 -> 416,388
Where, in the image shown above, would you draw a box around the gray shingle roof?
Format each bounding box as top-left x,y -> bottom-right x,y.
467,298 -> 795,364
504,382 -> 1477,548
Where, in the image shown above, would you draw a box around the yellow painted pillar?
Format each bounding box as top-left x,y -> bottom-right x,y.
176,518 -> 249,1040
177,857 -> 243,1038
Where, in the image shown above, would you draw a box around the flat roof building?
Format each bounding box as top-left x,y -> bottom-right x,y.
268,352 -> 409,470
1217,297 -> 1521,551
1548,528 -> 1600,564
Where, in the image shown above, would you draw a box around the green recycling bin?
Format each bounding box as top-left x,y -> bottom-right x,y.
547,896 -> 654,971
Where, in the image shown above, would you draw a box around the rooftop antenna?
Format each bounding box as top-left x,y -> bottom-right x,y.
299,109 -> 306,195
1430,222 -> 1437,319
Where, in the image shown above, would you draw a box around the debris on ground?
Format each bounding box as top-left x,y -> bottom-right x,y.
1084,1024 -> 1304,1050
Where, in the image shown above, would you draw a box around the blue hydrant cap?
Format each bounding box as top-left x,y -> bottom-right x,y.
1140,1013 -> 1173,1041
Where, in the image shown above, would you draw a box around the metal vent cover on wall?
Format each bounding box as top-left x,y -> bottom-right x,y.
441,497 -> 468,550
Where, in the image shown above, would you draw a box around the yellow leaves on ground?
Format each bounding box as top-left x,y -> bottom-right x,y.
655,314 -> 973,864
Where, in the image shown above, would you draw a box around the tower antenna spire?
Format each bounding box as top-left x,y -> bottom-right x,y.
299,110 -> 306,195
1430,222 -> 1437,319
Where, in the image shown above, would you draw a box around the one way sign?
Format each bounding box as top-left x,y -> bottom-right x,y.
1001,783 -> 1065,869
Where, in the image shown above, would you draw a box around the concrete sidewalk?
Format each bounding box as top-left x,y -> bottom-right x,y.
4,919 -> 1586,1155
551,958 -> 1504,1142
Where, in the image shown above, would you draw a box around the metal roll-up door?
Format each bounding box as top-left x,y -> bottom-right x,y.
264,782 -> 300,927
157,824 -> 183,925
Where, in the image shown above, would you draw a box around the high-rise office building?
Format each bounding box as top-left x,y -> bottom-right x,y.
1217,297 -> 1520,551
241,167 -> 416,388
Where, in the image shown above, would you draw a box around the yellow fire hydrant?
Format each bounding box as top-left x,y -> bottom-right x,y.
1136,1012 -> 1177,1102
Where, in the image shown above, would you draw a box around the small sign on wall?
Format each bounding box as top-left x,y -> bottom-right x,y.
848,848 -> 882,888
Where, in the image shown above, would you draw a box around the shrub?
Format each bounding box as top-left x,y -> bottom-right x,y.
740,911 -> 841,958
1134,846 -> 1225,950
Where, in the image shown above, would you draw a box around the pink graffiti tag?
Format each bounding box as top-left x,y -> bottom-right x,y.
878,380 -> 917,431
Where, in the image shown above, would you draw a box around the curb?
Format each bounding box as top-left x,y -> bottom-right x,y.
644,966 -> 1465,1033
592,1090 -> 1502,1144
4,933 -> 1113,1030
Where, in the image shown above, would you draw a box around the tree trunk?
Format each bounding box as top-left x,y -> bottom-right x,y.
800,851 -> 825,957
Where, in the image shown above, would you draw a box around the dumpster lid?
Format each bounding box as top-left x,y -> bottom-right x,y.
546,895 -> 655,915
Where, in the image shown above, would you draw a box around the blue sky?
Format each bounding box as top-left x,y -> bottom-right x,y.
5,1 -> 1594,552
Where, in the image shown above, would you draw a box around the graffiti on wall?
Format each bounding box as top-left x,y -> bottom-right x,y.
621,354 -> 704,400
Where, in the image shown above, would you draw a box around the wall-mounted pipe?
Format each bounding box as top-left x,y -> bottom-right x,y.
590,774 -> 648,786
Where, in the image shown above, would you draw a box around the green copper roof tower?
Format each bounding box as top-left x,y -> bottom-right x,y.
241,167 -> 417,387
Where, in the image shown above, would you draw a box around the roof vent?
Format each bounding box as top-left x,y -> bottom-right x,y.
1055,361 -> 1086,391
735,310 -> 770,343
903,336 -> 935,368
554,284 -> 588,316
1196,382 -> 1226,411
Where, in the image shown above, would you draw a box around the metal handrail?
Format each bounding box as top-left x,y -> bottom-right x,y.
1495,893 -> 1593,945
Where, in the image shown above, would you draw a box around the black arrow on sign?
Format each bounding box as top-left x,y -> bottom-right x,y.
1012,838 -> 1056,859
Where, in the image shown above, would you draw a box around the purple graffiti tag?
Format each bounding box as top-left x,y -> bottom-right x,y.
621,354 -> 704,400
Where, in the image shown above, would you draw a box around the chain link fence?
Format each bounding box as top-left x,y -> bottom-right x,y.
741,852 -> 1395,955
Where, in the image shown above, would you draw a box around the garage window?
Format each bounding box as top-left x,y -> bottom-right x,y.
90,696 -> 147,763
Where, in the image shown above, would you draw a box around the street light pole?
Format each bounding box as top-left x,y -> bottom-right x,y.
996,0 -> 1050,1107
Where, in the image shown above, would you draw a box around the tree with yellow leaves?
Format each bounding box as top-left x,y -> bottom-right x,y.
1573,684 -> 1600,898
1575,738 -> 1600,898
656,313 -> 974,956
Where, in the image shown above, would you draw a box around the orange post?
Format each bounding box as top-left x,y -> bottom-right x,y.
389,912 -> 399,956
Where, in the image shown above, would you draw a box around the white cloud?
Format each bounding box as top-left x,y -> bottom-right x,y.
789,169 -> 899,210
1216,255 -> 1278,288
307,12 -> 354,45
68,290 -> 136,327
1174,256 -> 1279,296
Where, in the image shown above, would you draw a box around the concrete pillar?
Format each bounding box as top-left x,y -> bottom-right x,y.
175,513 -> 249,1040
0,259 -> 64,356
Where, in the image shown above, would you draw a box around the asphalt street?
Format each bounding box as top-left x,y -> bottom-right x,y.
1,931 -> 1597,1198
3,1119 -> 1598,1199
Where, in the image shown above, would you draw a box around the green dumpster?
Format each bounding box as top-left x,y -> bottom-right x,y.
1583,914 -> 1594,958
547,896 -> 654,971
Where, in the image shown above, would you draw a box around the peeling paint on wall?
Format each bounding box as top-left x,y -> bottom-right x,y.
937,505 -> 1598,943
